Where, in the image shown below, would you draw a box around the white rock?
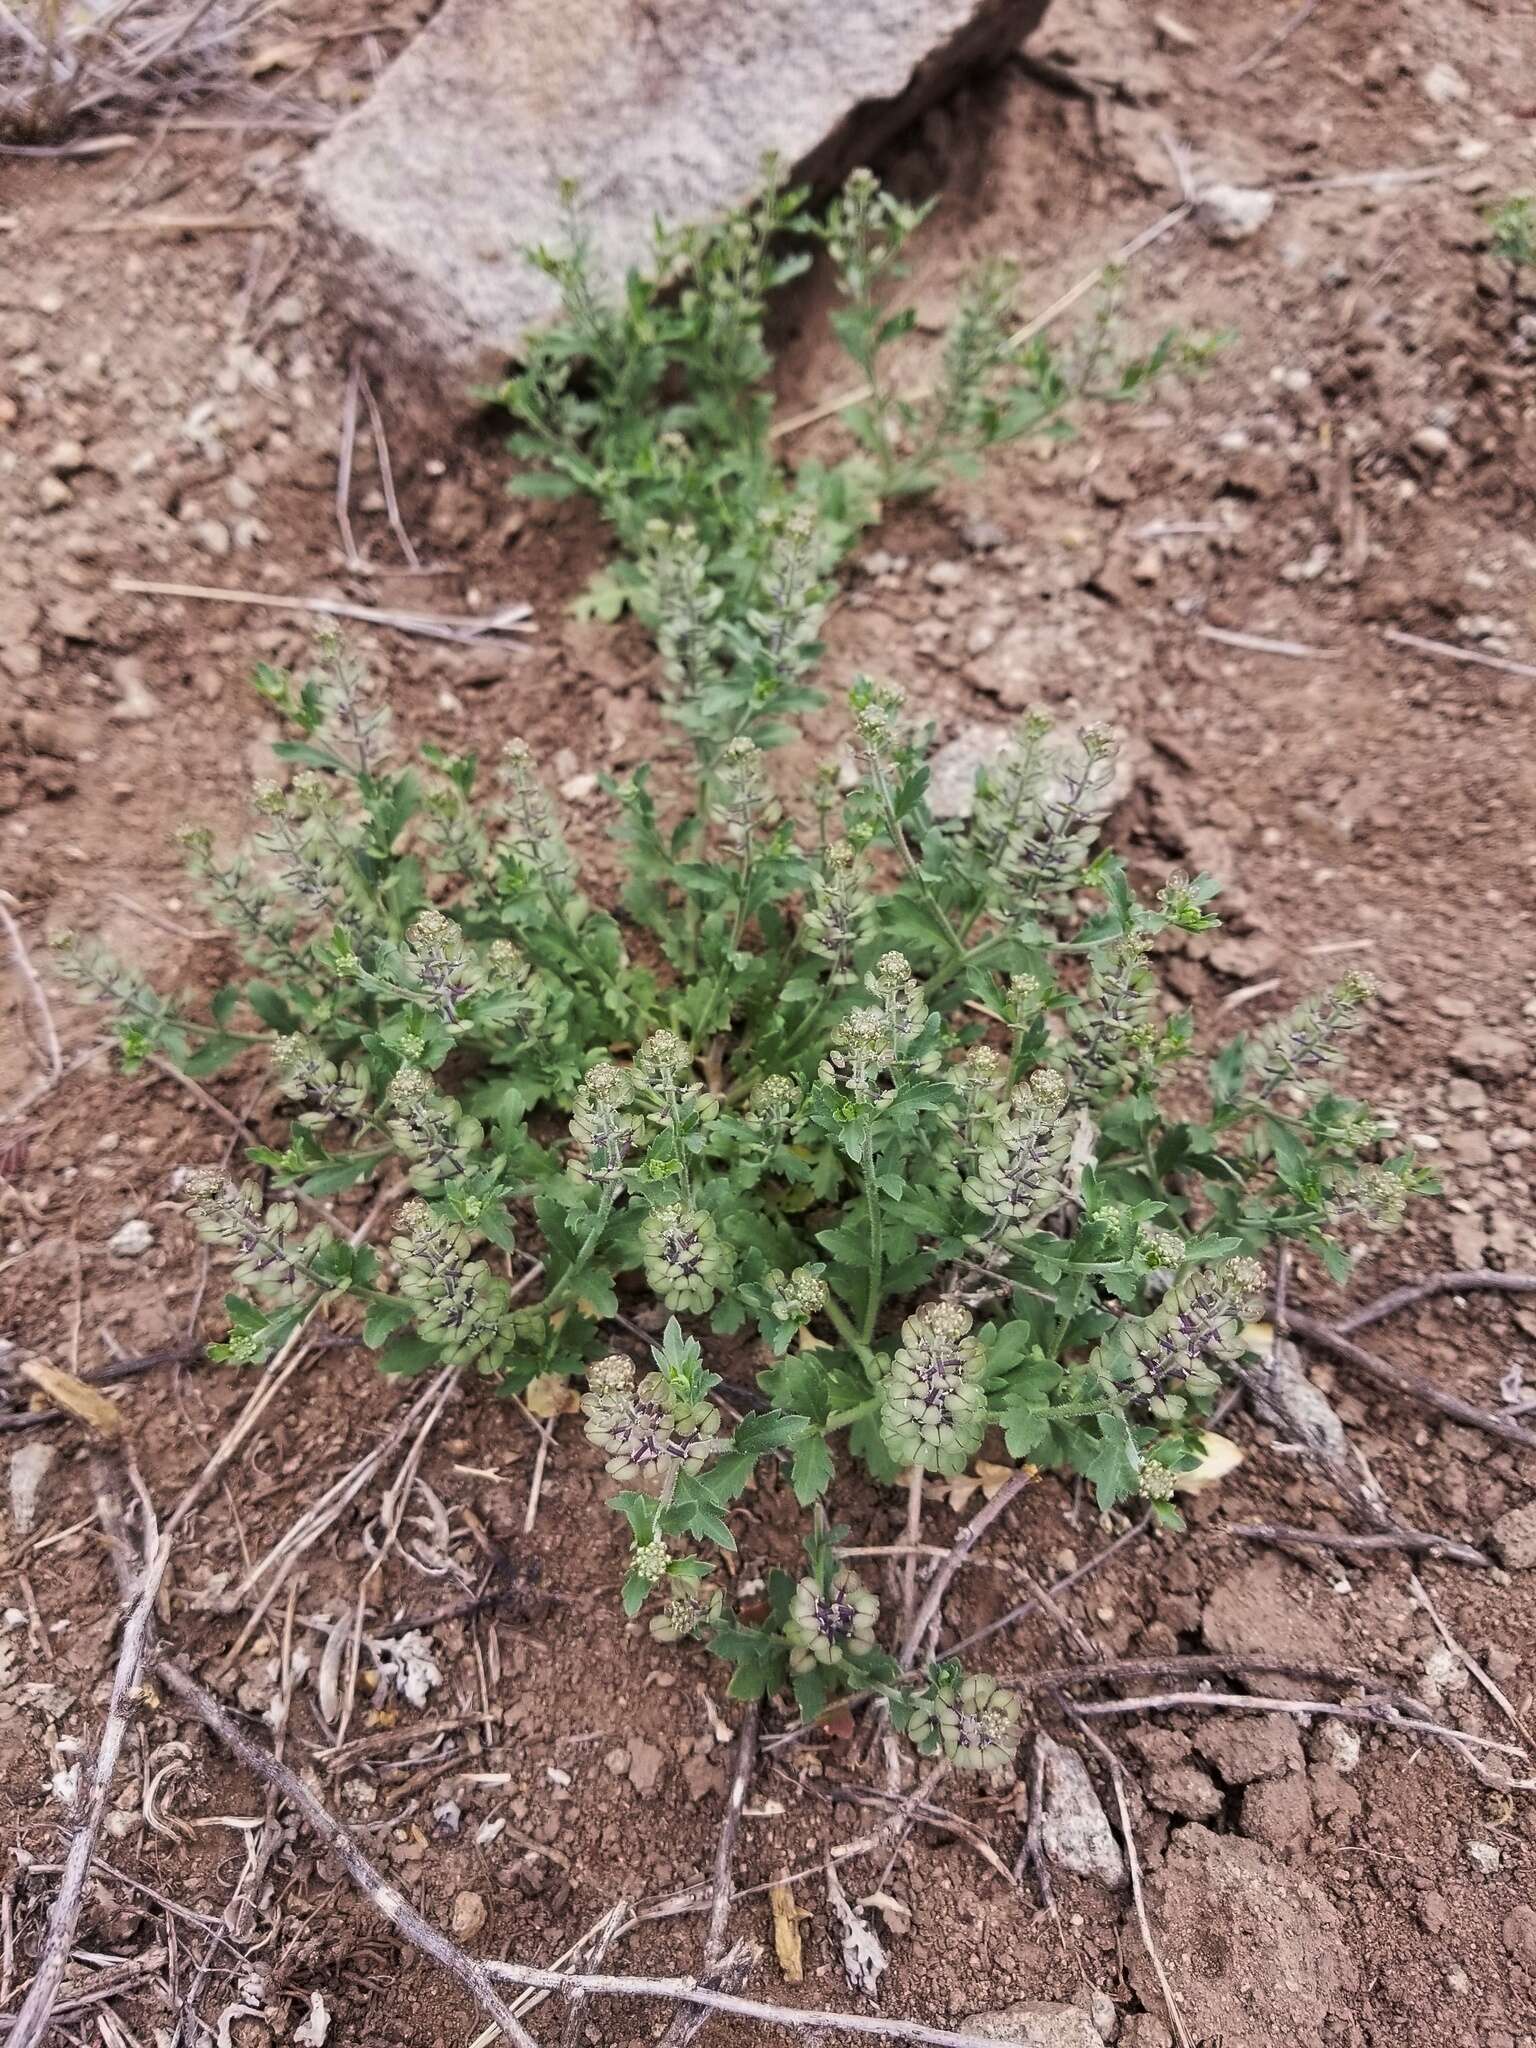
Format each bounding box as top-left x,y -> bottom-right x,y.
1421,61 -> 1469,105
1411,424 -> 1452,460
9,1442 -> 56,1536
1039,1734 -> 1127,1889
1197,183 -> 1276,244
107,1218 -> 154,1257
927,723 -> 1012,820
961,2001 -> 1103,2047
303,0 -> 1053,384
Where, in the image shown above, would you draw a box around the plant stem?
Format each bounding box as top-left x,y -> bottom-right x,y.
540,1187 -> 616,1315
860,1125 -> 885,1345
821,1295 -> 877,1375
869,758 -> 963,958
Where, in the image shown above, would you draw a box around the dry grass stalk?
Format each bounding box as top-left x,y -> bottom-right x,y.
0,0 -> 269,142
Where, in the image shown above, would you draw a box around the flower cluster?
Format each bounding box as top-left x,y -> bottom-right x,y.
784,1566 -> 880,1674
580,1352 -> 723,1490
390,1198 -> 515,1371
908,1669 -> 1022,1778
386,1067 -> 485,1189
802,840 -> 873,984
568,1064 -> 639,1187
1247,972 -> 1376,1099
963,1068 -> 1075,1243
185,1169 -> 333,1306
638,1204 -> 733,1315
880,1302 -> 989,1475
1092,1257 -> 1264,1423
497,739 -> 575,897
270,1034 -> 368,1128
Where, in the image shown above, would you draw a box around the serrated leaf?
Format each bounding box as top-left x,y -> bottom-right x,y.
790,1433 -> 834,1506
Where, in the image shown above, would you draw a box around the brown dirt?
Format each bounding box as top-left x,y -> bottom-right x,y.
3,1 -> 1536,2045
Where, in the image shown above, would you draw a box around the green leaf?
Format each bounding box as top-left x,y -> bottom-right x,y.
180,1034 -> 247,1078
790,1432 -> 834,1506
731,1410 -> 810,1459
363,1296 -> 416,1347
376,1333 -> 442,1378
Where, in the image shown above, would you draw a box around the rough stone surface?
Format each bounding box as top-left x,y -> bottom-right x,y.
1037,1734 -> 1127,1889
304,0 -> 1050,384
1146,1762 -> 1223,1820
1239,1773 -> 1313,1852
1252,1337 -> 1348,1463
927,723 -> 1012,819
1490,1498 -> 1536,1570
960,2003 -> 1103,2048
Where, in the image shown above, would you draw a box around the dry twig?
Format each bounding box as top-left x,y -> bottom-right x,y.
1385,627 -> 1536,682
7,1472 -> 169,2048
112,575 -> 534,646
898,1468 -> 1034,1666
0,896 -> 62,1085
1232,0 -> 1322,78
1230,1521 -> 1488,1568
152,1658 -> 540,2047
1069,1719 -> 1191,2048
1286,1309 -> 1536,1452
1335,1268 -> 1536,1336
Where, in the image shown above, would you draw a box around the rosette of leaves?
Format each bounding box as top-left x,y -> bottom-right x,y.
50,171 -> 1431,1766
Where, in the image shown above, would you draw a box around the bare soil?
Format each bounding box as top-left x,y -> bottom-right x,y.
3,2 -> 1536,2045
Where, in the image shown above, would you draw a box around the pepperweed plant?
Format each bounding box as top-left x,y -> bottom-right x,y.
53,174 -> 1425,1771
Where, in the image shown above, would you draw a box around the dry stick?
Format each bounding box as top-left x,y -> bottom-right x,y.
0,897 -> 62,1084
1230,1521 -> 1487,1568
1384,627 -> 1536,682
1196,623 -> 1337,659
769,201 -> 1191,442
555,1902 -> 630,2048
359,366 -> 422,570
1232,0 -> 1322,78
336,352 -> 364,570
1069,1719 -> 1191,2048
6,1486 -> 169,2048
1029,1649 -> 1379,1695
654,1699 -> 762,2048
898,1468 -> 1034,1667
1285,1309 -> 1536,1453
1065,1689 -> 1530,1776
1410,1570 -> 1532,1745
1335,1269 -> 1536,1336
112,576 -> 534,647
151,1660 -> 540,2048
899,1465 -> 924,1645
69,212 -> 282,233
